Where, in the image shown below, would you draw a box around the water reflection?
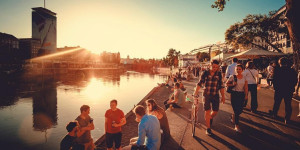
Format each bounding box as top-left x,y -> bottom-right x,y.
0,70 -> 166,150
32,81 -> 57,131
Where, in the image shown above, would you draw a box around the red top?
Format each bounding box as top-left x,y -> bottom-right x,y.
105,108 -> 125,133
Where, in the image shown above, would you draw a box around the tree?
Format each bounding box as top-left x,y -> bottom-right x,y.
225,13 -> 285,52
164,48 -> 181,67
196,52 -> 210,62
212,0 -> 300,71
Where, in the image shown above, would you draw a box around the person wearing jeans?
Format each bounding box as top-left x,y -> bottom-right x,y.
243,61 -> 259,112
226,64 -> 248,132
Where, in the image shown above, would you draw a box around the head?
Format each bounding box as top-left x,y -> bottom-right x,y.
132,105 -> 146,122
222,62 -> 227,66
66,121 -> 78,133
232,58 -> 238,63
174,82 -> 180,89
235,64 -> 244,74
80,105 -> 90,116
278,57 -> 288,67
146,99 -> 158,112
246,61 -> 255,69
110,99 -> 118,110
210,59 -> 220,73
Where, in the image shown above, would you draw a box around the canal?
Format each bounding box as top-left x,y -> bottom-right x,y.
0,70 -> 167,150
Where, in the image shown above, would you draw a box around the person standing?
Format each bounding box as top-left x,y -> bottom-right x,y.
193,60 -> 225,135
221,62 -> 228,81
225,58 -> 238,79
123,105 -> 161,150
75,105 -> 95,150
105,100 -> 126,150
226,64 -> 248,132
271,57 -> 297,124
267,63 -> 274,86
243,61 -> 259,112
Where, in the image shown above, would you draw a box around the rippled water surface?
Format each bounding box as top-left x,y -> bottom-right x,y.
0,70 -> 166,150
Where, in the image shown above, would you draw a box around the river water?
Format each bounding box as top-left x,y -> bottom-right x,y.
0,70 -> 166,150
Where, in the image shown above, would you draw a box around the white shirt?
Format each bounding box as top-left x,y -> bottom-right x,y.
225,62 -> 237,78
243,69 -> 258,84
267,65 -> 273,73
228,75 -> 247,92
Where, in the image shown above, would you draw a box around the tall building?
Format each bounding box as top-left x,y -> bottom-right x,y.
32,7 -> 57,55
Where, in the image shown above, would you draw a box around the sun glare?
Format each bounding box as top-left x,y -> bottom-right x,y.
82,78 -> 108,101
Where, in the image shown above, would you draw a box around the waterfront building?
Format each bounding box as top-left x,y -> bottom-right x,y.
0,32 -> 20,63
178,54 -> 198,68
32,7 -> 57,55
19,38 -> 41,59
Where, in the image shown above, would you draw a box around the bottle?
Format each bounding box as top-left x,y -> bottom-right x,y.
112,121 -> 115,128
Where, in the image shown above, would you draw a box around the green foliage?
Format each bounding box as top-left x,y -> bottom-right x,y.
196,52 -> 210,62
164,48 -> 180,67
225,12 -> 286,52
211,0 -> 229,11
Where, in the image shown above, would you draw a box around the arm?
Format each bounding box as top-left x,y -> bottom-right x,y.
105,117 -> 108,132
225,66 -> 230,78
220,88 -> 225,104
136,123 -> 146,146
113,117 -> 126,127
256,73 -> 259,84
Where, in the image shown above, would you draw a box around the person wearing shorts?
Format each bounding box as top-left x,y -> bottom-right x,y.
105,100 -> 126,150
193,60 -> 225,135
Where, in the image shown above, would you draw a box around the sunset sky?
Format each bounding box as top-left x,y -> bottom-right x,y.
0,0 -> 285,59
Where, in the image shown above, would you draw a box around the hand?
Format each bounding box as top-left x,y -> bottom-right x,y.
112,123 -> 118,127
221,96 -> 225,104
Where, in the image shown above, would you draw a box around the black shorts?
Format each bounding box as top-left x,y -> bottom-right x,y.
106,132 -> 122,148
203,94 -> 220,111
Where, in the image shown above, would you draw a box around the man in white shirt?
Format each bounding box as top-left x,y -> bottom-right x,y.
225,58 -> 238,80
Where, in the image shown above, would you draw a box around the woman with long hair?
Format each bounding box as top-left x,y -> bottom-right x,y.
244,61 -> 259,112
146,99 -> 170,148
226,64 -> 248,132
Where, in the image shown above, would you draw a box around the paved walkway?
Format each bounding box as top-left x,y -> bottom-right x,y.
95,77 -> 300,150
167,78 -> 300,150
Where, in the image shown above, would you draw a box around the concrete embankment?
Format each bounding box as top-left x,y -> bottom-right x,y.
95,85 -> 173,149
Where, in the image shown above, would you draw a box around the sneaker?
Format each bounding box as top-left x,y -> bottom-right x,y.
234,126 -> 241,132
251,110 -> 257,113
206,128 -> 212,135
284,119 -> 290,125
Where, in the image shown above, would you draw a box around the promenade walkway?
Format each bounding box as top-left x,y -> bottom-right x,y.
168,78 -> 300,150
95,77 -> 300,150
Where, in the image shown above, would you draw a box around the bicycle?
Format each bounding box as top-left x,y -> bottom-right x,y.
191,94 -> 199,137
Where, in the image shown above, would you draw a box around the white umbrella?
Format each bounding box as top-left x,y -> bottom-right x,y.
227,48 -> 286,60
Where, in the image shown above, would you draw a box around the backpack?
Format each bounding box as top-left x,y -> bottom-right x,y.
226,75 -> 237,93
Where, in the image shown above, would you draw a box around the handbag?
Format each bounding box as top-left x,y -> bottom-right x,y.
226,75 -> 237,93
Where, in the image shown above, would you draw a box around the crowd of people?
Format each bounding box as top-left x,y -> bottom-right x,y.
60,57 -> 300,150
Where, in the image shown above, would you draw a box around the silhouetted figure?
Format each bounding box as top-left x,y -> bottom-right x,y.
271,57 -> 297,124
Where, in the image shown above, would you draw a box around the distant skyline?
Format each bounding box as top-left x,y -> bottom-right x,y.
0,0 -> 285,59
